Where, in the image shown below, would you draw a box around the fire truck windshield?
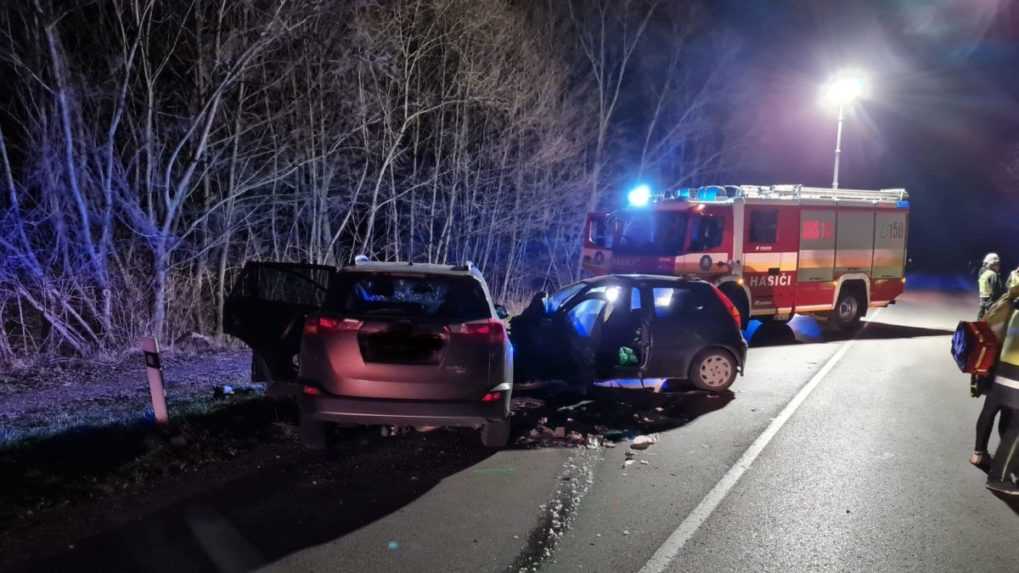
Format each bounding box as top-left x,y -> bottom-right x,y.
613,211 -> 688,256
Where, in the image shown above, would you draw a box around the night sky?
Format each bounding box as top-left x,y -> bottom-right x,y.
716,0 -> 1019,273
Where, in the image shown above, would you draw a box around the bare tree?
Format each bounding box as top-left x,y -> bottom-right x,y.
0,0 -> 741,366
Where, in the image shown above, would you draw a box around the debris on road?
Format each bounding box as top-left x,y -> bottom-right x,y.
214,384 -> 257,399
557,400 -> 594,412
630,434 -> 659,450
508,449 -> 598,573
511,397 -> 546,411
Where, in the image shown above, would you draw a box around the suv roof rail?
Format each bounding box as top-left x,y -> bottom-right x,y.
451,261 -> 475,272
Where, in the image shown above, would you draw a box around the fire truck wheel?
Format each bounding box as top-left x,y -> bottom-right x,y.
690,348 -> 737,391
719,285 -> 750,329
831,290 -> 863,331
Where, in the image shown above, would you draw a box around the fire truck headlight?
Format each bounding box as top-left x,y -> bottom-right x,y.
628,184 -> 651,207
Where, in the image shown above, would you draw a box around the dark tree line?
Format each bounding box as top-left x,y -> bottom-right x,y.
0,0 -> 743,362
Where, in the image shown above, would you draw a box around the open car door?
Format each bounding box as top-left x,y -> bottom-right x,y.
224,262 -> 335,382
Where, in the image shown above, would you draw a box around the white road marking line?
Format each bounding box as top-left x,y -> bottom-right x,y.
639,315 -> 879,573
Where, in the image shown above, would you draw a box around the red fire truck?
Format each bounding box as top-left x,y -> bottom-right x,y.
581,184 -> 909,329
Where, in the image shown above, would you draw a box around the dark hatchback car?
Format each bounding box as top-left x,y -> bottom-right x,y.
511,275 -> 747,393
224,261 -> 513,448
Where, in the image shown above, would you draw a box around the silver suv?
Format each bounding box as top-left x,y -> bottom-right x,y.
224,261 -> 513,447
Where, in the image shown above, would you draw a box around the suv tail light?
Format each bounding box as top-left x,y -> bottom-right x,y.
710,285 -> 743,331
446,319 -> 506,345
304,316 -> 363,336
481,391 -> 504,402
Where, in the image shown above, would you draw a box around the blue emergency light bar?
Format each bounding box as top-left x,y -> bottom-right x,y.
643,185 -> 908,206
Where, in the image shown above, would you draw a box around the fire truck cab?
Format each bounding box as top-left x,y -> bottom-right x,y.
581,184 -> 909,330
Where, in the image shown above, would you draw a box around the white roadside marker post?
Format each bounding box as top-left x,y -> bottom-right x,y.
140,337 -> 169,424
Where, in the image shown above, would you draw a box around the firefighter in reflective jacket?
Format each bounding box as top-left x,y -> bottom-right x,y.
978,253 -> 1004,319
984,284 -> 1019,496
1008,264 -> 1019,291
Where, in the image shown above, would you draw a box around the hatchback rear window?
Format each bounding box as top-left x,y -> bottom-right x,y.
329,273 -> 491,322
651,284 -> 719,318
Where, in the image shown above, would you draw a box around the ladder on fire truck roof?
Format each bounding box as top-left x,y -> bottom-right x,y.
656,184 -> 909,205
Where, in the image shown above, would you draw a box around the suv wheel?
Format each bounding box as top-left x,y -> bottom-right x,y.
690,349 -> 737,392
480,419 -> 511,448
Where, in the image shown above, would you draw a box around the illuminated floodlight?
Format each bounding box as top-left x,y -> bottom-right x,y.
628,184 -> 652,207
819,69 -> 869,109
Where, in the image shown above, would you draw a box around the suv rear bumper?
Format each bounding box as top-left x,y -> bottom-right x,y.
300,392 -> 510,427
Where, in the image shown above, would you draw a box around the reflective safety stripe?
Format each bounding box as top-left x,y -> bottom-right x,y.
995,375 -> 1019,391
795,304 -> 833,312
743,252 -> 797,273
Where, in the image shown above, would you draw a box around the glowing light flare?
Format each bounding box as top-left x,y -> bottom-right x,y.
628,184 -> 652,207
605,286 -> 621,303
819,69 -> 870,109
654,289 -> 673,308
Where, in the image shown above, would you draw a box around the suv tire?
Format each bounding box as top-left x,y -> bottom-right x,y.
480,419 -> 511,448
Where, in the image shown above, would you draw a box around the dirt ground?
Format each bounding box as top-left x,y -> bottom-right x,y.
0,350 -> 254,445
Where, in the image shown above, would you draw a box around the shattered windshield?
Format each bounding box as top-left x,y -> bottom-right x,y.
329,273 -> 490,321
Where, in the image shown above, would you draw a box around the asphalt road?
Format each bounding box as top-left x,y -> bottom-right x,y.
7,289 -> 1017,572
265,289 -> 1019,573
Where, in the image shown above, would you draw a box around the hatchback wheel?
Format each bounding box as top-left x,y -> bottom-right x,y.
690,349 -> 737,392
480,419 -> 511,448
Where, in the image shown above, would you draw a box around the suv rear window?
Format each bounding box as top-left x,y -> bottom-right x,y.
329,273 -> 491,322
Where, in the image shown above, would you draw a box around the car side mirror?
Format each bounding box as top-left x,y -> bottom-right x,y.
495,304 -> 510,320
